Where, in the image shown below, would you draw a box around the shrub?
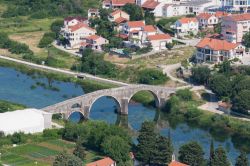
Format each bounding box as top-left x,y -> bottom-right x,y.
43,129 -> 61,139
137,69 -> 168,85
176,89 -> 192,101
38,32 -> 56,48
11,132 -> 26,144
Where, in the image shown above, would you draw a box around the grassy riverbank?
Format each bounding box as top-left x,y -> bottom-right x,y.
0,100 -> 26,113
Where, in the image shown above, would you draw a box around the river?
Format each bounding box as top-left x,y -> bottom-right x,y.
0,66 -> 249,164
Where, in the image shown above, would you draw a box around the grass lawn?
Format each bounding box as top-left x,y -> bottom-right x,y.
0,100 -> 26,113
0,139 -> 103,166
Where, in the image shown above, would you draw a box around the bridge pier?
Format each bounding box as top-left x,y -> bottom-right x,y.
120,98 -> 129,115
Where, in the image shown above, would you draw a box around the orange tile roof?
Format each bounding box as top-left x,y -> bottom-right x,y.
111,0 -> 135,6
69,23 -> 95,32
169,161 -> 189,166
148,34 -> 171,40
223,13 -> 250,22
64,16 -> 87,22
196,38 -> 239,51
111,9 -> 126,16
197,13 -> 213,20
142,0 -> 160,9
114,17 -> 128,24
127,21 -> 145,27
178,17 -> 198,24
86,157 -> 115,166
86,34 -> 101,40
215,11 -> 228,18
143,25 -> 156,32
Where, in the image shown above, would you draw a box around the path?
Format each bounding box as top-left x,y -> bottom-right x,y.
0,55 -> 129,86
172,37 -> 200,47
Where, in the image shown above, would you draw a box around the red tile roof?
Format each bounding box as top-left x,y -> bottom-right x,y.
64,16 -> 87,22
148,34 -> 171,41
86,34 -> 101,40
115,17 -> 128,24
69,23 -> 95,32
143,25 -> 157,32
197,13 -> 213,20
142,0 -> 160,9
111,0 -> 135,6
215,11 -> 228,18
127,21 -> 145,27
178,17 -> 198,24
88,8 -> 99,13
111,9 -> 126,16
223,13 -> 250,22
86,157 -> 115,166
116,34 -> 128,39
196,38 -> 239,51
169,161 -> 189,166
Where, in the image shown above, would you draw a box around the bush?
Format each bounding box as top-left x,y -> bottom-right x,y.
191,66 -> 211,85
137,69 -> 168,85
11,132 -> 26,144
43,129 -> 61,139
38,32 -> 56,48
176,89 -> 192,101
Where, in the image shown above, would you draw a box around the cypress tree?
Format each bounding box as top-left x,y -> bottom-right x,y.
151,135 -> 173,166
235,151 -> 249,166
136,121 -> 157,165
211,146 -> 230,166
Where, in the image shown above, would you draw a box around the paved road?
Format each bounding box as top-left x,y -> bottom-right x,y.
172,37 -> 200,47
0,55 -> 129,86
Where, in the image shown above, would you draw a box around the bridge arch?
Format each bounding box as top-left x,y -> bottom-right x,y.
71,103 -> 81,109
68,111 -> 85,122
128,89 -> 160,108
88,95 -> 122,116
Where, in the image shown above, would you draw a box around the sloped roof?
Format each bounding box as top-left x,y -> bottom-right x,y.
86,34 -> 101,40
148,34 -> 171,40
69,23 -> 96,32
143,25 -> 157,32
169,161 -> 189,166
111,9 -> 128,16
114,17 -> 128,24
197,13 -> 213,20
111,0 -> 135,6
64,16 -> 87,22
223,13 -> 250,22
127,21 -> 145,27
86,157 -> 115,166
196,38 -> 239,51
178,17 -> 198,24
142,0 -> 160,9
215,11 -> 228,18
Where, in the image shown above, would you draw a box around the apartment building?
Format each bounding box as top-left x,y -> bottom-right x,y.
172,17 -> 199,36
221,13 -> 250,43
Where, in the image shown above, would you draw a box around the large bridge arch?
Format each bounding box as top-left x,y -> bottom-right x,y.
67,111 -> 85,122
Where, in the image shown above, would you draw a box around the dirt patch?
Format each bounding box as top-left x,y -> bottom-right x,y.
104,54 -> 130,64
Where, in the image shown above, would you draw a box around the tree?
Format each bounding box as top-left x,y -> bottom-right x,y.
219,60 -> 231,74
73,141 -> 86,160
101,135 -> 131,165
53,152 -> 82,166
235,151 -> 249,166
176,89 -> 192,101
209,140 -> 215,166
122,4 -> 144,21
136,121 -> 157,165
209,74 -> 232,98
166,42 -> 174,50
11,132 -> 26,144
137,69 -> 168,85
145,10 -> 155,25
243,31 -> 250,48
151,136 -> 173,166
232,90 -> 250,114
51,20 -> 64,37
178,141 -> 205,166
211,146 -> 230,166
191,66 -> 211,85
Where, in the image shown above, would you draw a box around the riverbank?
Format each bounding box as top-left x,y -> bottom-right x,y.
0,100 -> 26,113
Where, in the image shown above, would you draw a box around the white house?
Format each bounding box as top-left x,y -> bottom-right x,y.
196,37 -> 245,63
122,20 -> 145,39
84,35 -> 109,50
61,22 -> 96,49
109,9 -> 130,31
141,0 -> 168,17
196,13 -> 219,29
147,34 -> 172,51
0,109 -> 52,135
86,157 -> 116,166
102,0 -> 135,9
63,16 -> 88,27
172,17 -> 199,37
88,8 -> 100,19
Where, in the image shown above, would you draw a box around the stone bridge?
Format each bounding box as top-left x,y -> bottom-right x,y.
42,85 -> 176,119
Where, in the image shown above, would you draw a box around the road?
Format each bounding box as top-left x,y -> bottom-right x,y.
172,37 -> 200,47
0,55 -> 129,86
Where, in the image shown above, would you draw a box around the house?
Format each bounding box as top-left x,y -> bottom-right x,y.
221,13 -> 250,43
168,160 -> 189,166
86,157 -> 116,166
214,11 -> 228,20
102,0 -> 135,9
220,0 -> 250,12
141,0 -> 168,17
195,37 -> 245,63
172,17 -> 199,37
61,23 -> 96,49
133,25 -> 157,46
109,9 -> 130,31
88,8 -> 99,19
84,35 -> 109,50
196,13 -> 218,29
218,101 -> 232,114
63,16 -> 88,27
147,34 -> 172,51
122,20 -> 145,39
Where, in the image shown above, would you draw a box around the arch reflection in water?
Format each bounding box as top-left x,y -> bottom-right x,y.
68,111 -> 85,123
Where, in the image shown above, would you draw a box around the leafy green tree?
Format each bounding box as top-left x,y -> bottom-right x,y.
122,4 -> 144,21
176,89 -> 192,101
166,42 -> 174,50
145,10 -> 155,25
136,121 -> 157,165
51,20 -> 64,36
137,69 -> 168,85
235,151 -> 249,166
219,60 -> 231,74
73,141 -> 86,160
53,152 -> 82,166
211,146 -> 230,166
232,90 -> 250,114
178,141 -> 205,166
214,22 -> 222,34
243,32 -> 250,48
210,74 -> 232,98
209,140 -> 215,166
191,66 -> 211,85
101,135 -> 131,165
38,32 -> 56,48
11,132 -> 26,144
151,136 -> 173,166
